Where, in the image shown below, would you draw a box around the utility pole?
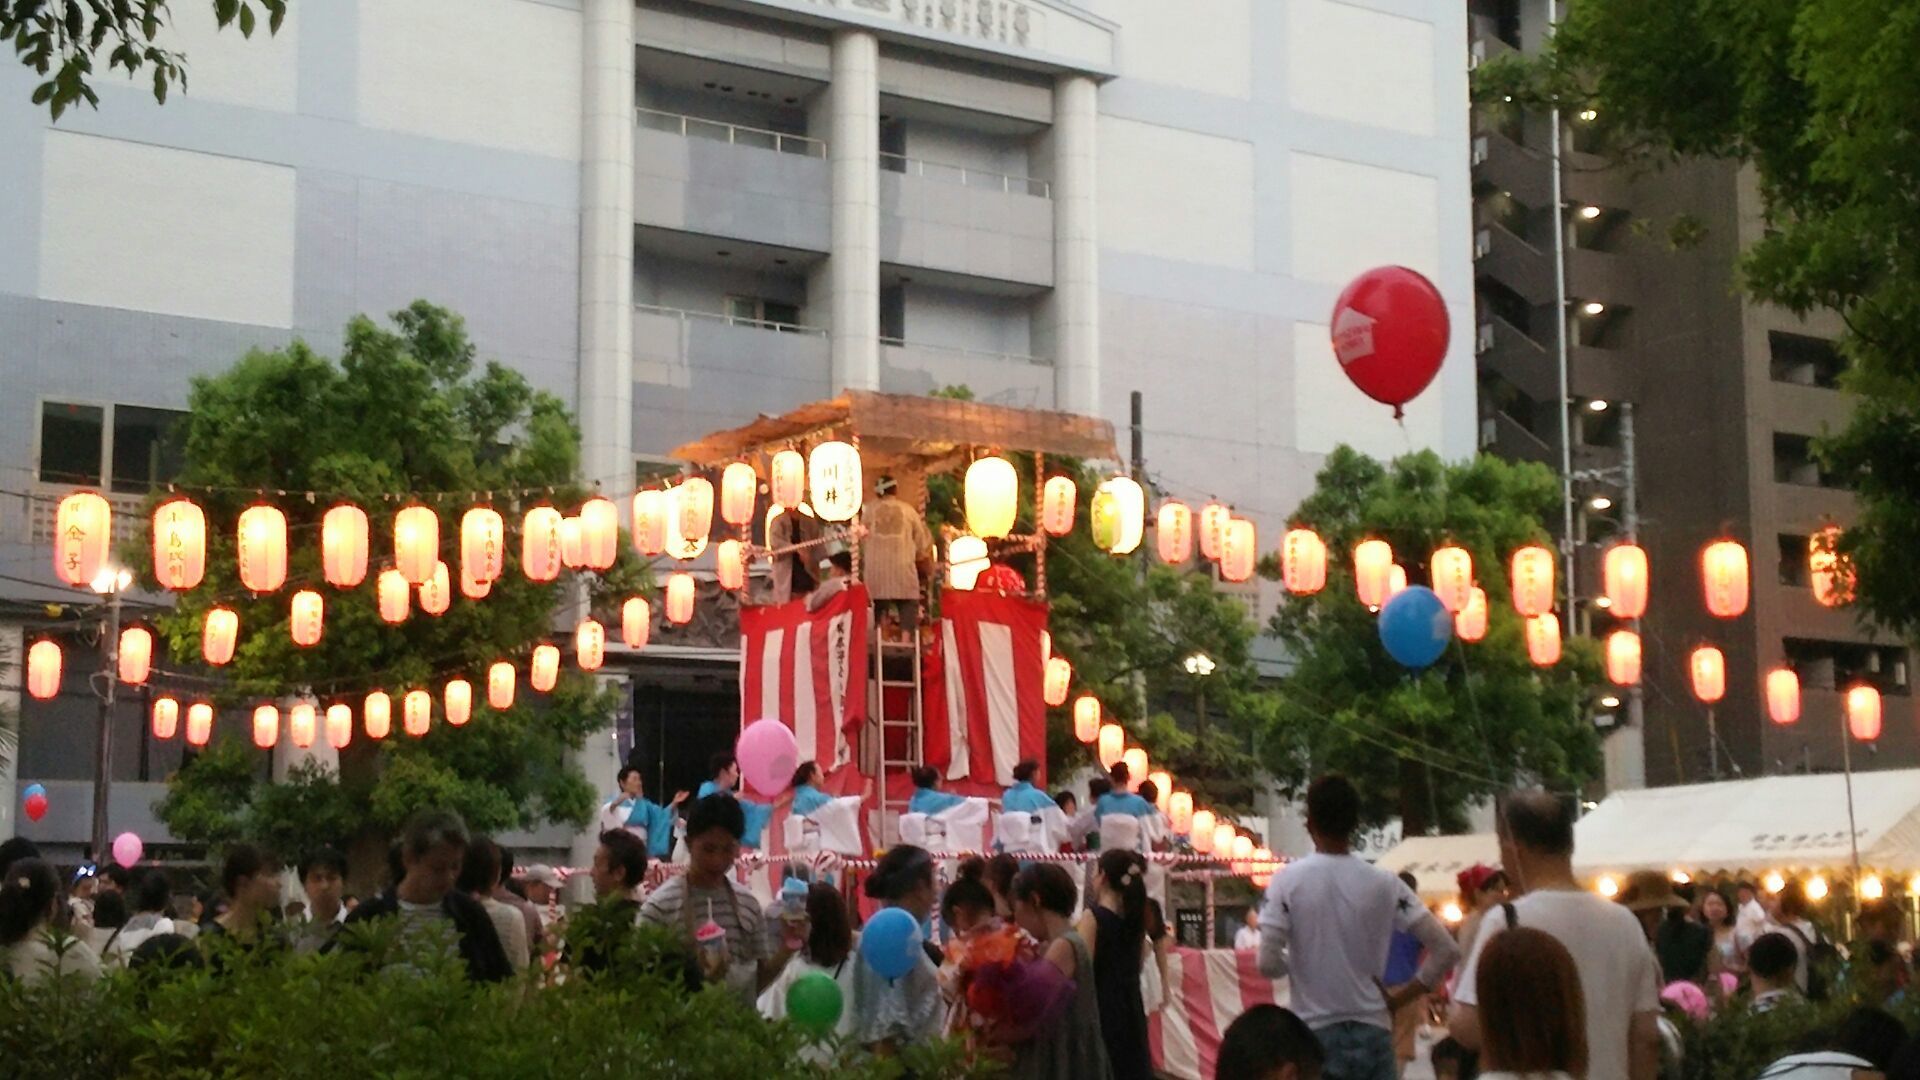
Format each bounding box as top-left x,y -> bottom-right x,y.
1546,0 -> 1576,632
1620,403 -> 1646,788
91,579 -> 123,861
1129,390 -> 1149,722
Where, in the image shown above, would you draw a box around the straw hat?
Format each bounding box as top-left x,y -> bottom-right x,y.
1616,869 -> 1689,912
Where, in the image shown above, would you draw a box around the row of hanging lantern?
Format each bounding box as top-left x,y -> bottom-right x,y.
1678,644 -> 1885,741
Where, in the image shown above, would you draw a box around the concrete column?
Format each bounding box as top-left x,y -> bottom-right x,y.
828,28 -> 881,392
0,622 -> 19,838
1050,73 -> 1100,415
578,0 -> 635,492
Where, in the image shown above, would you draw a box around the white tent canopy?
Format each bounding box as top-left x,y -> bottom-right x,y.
1573,769 -> 1920,878
1374,833 -> 1501,900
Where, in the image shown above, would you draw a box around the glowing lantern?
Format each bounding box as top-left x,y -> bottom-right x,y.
1253,847 -> 1276,887
445,679 -> 473,726
322,505 -> 369,588
1170,791 -> 1194,833
666,572 -> 695,625
488,662 -> 516,710
621,597 -> 651,648
252,704 -> 279,749
1605,630 -> 1641,686
460,559 -> 492,600
1455,587 -> 1489,642
1232,834 -> 1253,862
1122,747 -> 1149,783
1805,875 -> 1829,902
716,539 -> 746,591
151,696 -> 179,739
1763,871 -> 1786,895
1510,545 -> 1555,617
1042,476 -> 1077,536
1430,545 -> 1474,614
152,497 -> 206,591
237,505 -> 288,593
559,517 -> 584,569
26,640 -> 60,699
1809,527 -> 1851,607
1862,875 -> 1886,901
289,702 -> 316,749
579,497 -> 619,570
530,645 -> 560,692
1191,810 -> 1218,852
575,620 -> 605,671
1090,477 -> 1145,555
719,462 -> 758,527
117,626 -> 153,685
186,702 -> 212,746
326,704 -> 352,750
1041,630 -> 1051,661
1689,646 -> 1726,704
770,450 -> 805,509
948,535 -> 990,590
1044,656 -> 1072,706
1220,518 -> 1256,583
1596,875 -> 1620,898
364,692 -> 392,740
1603,543 -> 1648,619
460,508 -> 505,586
1848,685 -> 1883,742
807,442 -> 863,522
393,505 -> 439,585
1388,565 -> 1408,601
1701,540 -> 1749,619
53,492 -> 112,587
1199,502 -> 1231,562
1526,614 -> 1562,666
418,561 -> 451,616
1097,723 -> 1125,769
290,590 -> 324,647
203,607 -> 239,665
1354,540 -> 1394,609
667,480 -> 714,559
1157,502 -> 1194,564
1282,529 -> 1327,595
1148,771 -> 1172,813
1213,823 -> 1237,860
631,490 -> 667,556
1074,695 -> 1101,743
522,506 -> 564,582
1766,667 -> 1801,725
965,456 -> 1020,539
377,569 -> 410,624
403,690 -> 431,737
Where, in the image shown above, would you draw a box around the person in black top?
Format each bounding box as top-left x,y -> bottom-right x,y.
338,809 -> 510,983
1084,847 -> 1153,1080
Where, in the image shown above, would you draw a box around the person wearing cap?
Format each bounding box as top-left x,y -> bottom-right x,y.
861,474 -> 933,639
1454,864 -> 1509,957
518,864 -> 563,908
805,548 -> 854,612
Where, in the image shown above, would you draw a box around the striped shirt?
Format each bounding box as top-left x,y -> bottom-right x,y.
640,876 -> 770,1004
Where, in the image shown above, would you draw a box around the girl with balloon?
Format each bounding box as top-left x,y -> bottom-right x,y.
757,881 -> 857,1053
850,844 -> 945,1054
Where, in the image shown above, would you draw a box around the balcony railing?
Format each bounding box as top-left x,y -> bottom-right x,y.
879,152 -> 1051,198
634,107 -> 826,159
634,303 -> 827,336
881,336 -> 1048,366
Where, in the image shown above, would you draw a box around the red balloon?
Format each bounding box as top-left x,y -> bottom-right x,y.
1330,266 -> 1450,417
22,792 -> 47,822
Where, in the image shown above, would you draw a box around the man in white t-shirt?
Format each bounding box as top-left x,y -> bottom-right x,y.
1448,791 -> 1661,1080
1259,776 -> 1460,1080
1234,906 -> 1263,952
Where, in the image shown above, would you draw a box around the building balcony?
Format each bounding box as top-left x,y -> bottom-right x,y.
630,304 -> 832,455
1472,128 -> 1553,210
879,156 -> 1053,287
633,108 -> 832,253
1476,219 -> 1554,307
1767,381 -> 1854,439
1482,409 -> 1556,465
879,337 -> 1055,409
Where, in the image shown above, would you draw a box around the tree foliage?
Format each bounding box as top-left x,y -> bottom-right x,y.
1478,0 -> 1920,641
149,303 -> 644,865
3,0 -> 284,120
1256,448 -> 1603,833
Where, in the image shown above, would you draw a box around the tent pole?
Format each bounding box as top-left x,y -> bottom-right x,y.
1841,714 -> 1863,914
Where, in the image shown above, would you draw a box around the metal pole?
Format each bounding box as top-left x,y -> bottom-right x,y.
1622,403 -> 1645,780
1129,390 -> 1148,722
1707,705 -> 1720,781
1545,0 -> 1576,627
91,588 -> 120,861
1842,715 -> 1863,913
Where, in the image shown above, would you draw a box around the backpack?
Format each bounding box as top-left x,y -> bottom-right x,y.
1783,922 -> 1839,1002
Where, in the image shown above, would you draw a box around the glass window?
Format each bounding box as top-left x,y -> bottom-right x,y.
38,402 -> 103,485
111,405 -> 188,494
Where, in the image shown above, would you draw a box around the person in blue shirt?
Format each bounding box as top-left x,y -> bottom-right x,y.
1002,759 -> 1054,814
907,765 -> 967,816
698,752 -> 774,850
1383,870 -> 1429,1074
1093,763 -> 1155,820
597,765 -> 687,859
791,761 -> 832,815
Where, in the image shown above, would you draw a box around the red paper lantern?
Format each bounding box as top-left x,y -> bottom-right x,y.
1157,501 -> 1193,564
322,504 -> 369,588
716,539 -> 747,591
580,497 -> 619,571
1510,545 -> 1555,618
1848,685 -> 1883,742
237,505 -> 288,593
203,607 -> 239,665
559,516 -> 584,570
1354,539 -> 1395,609
522,506 -> 564,582
488,662 -> 516,710
1282,528 -> 1327,596
151,696 -> 180,739
54,492 -> 112,587
326,704 -> 353,750
289,702 -> 316,749
1044,656 -> 1072,706
1220,518 -> 1257,583
530,645 -> 560,692
418,561 -> 451,616
575,619 -> 605,671
459,558 -> 492,600
1198,502 -> 1231,562
444,679 -> 473,726
1169,791 -> 1193,834
1603,543 -> 1649,619
27,640 -> 61,700
631,490 -> 668,556
461,507 -> 505,586
118,625 -> 153,685
1455,587 -> 1488,642
1097,723 -> 1125,768
403,690 -> 431,737
669,479 -> 715,558
393,505 -> 439,586
666,572 -> 695,625
1689,646 -> 1726,704
186,702 -> 212,746
1190,810 -> 1217,852
152,497 -> 206,591
770,450 -> 805,510
252,704 -> 279,749
1525,613 -> 1562,666
1073,695 -> 1100,743
621,596 -> 650,648
377,569 -> 410,624
1701,540 -> 1750,619
1430,545 -> 1474,614
720,462 -> 758,527
1766,667 -> 1800,725
1042,476 -> 1077,536
1809,527 -> 1852,608
1329,265 -> 1449,416
290,590 -> 324,647
1605,630 -> 1641,686
364,692 -> 392,740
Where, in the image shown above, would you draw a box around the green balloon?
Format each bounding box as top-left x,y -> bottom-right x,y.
786,971 -> 844,1037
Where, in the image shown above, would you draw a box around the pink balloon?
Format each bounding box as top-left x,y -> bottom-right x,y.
737,719 -> 799,799
111,831 -> 143,868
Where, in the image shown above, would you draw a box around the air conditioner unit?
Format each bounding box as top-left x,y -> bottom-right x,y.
1473,230 -> 1492,260
1471,135 -> 1489,166
1476,323 -> 1495,354
1468,40 -> 1486,71
1479,417 -> 1498,449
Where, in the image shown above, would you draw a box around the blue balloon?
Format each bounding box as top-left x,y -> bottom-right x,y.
859,907 -> 922,981
21,783 -> 45,800
1378,585 -> 1452,669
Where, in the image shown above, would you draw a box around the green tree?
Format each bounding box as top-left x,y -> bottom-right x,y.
150,303 -> 646,868
4,0 -> 284,120
1475,0 -> 1920,641
1257,447 -> 1604,833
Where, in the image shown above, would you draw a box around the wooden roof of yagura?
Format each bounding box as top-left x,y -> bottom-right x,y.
667,391 -> 1119,474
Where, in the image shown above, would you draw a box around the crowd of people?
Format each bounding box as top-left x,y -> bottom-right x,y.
13,768 -> 1920,1079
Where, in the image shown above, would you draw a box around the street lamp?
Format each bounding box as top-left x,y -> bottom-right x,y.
1183,653 -> 1217,678
1184,652 -> 1216,738
89,564 -> 131,862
